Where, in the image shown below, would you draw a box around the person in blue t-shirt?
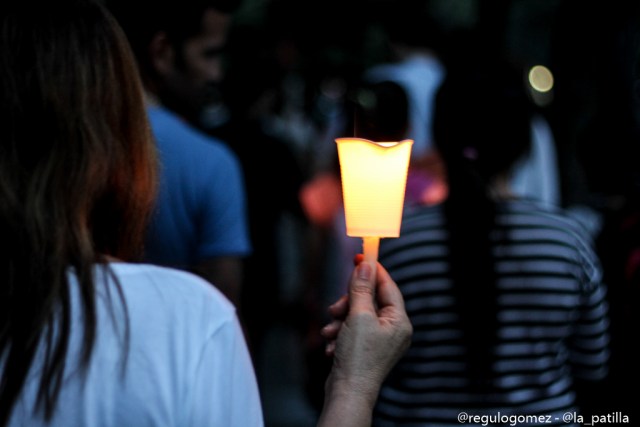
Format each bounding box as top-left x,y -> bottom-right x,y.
105,0 -> 251,309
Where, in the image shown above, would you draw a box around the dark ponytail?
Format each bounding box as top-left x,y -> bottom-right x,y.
433,61 -> 533,390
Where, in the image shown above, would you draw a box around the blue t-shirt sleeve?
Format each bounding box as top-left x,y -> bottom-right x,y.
194,144 -> 252,259
146,106 -> 252,265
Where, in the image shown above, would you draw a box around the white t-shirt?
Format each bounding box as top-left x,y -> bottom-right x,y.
8,263 -> 263,427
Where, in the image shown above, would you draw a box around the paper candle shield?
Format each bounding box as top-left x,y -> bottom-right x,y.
335,138 -> 413,237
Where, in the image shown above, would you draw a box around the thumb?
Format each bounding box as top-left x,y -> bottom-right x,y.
348,261 -> 377,314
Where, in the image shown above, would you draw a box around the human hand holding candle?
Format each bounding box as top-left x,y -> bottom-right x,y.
318,257 -> 412,427
335,138 -> 413,262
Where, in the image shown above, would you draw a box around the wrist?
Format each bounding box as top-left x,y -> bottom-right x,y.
323,370 -> 380,410
331,377 -> 380,401
318,374 -> 378,427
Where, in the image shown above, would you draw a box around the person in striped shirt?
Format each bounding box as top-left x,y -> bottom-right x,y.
372,61 -> 609,426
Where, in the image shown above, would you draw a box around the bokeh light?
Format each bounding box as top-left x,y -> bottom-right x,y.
528,65 -> 554,93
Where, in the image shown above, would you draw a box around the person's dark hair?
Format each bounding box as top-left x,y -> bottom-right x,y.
352,80 -> 409,141
0,0 -> 157,424
106,0 -> 243,83
433,61 -> 533,390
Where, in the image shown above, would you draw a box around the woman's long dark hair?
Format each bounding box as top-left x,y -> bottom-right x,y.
433,62 -> 533,391
0,0 -> 157,424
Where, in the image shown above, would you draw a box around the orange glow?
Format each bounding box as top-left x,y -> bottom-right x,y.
335,138 -> 413,237
299,172 -> 342,228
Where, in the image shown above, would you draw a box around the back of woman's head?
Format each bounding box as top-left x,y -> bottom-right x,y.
0,0 -> 157,260
433,61 -> 533,186
352,80 -> 409,141
0,0 -> 156,423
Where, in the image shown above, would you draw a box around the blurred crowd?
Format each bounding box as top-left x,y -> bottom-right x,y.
193,0 -> 640,424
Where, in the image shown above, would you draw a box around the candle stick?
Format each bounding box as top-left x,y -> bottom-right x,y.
362,236 -> 380,264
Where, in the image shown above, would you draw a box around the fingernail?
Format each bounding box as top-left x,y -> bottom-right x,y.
326,341 -> 335,355
358,262 -> 372,280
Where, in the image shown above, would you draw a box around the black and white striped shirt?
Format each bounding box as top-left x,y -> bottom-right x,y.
373,199 -> 609,426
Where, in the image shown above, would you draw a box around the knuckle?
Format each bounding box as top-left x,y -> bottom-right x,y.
350,283 -> 374,297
